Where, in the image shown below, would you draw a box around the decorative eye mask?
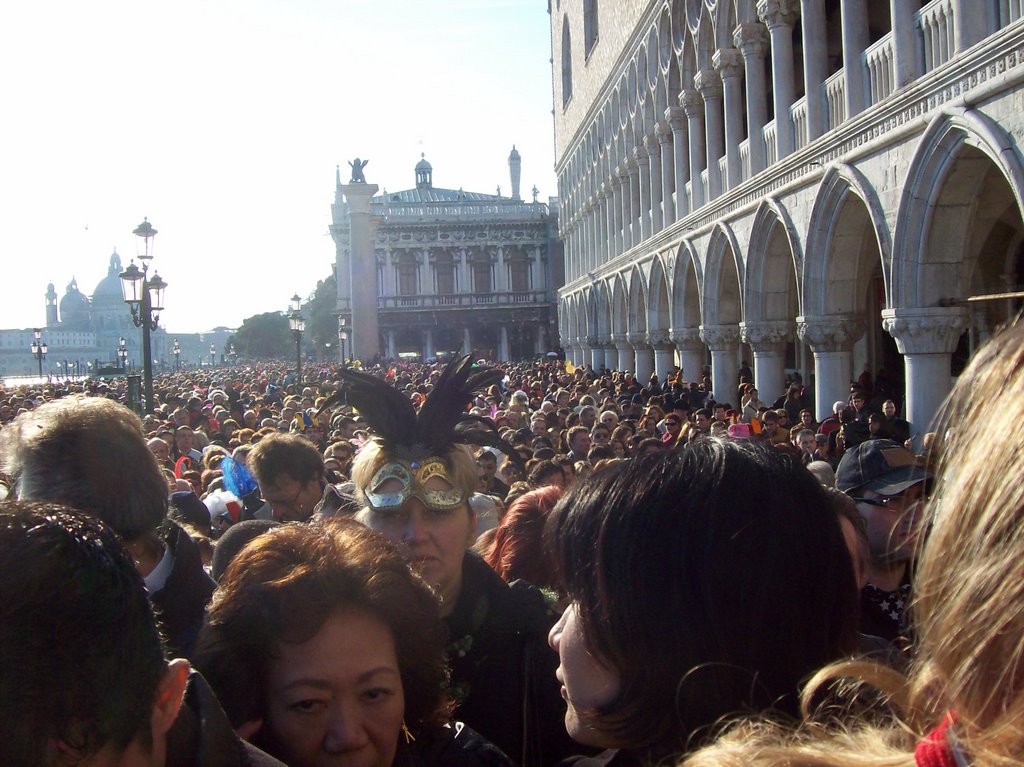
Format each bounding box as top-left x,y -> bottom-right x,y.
365,458 -> 466,512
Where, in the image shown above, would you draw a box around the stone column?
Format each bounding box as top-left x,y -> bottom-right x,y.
797,314 -> 865,421
424,328 -> 435,360
531,245 -> 543,292
459,248 -> 469,294
802,0 -> 828,141
590,339 -> 604,371
840,0 -> 869,118
634,145 -> 652,241
495,246 -> 508,292
670,328 -> 705,383
463,326 -> 473,354
666,106 -> 689,219
758,0 -> 799,160
605,181 -> 619,258
649,330 -> 674,382
386,329 -> 397,360
681,90 -> 706,211
700,324 -> 741,403
342,181 -> 380,361
657,125 -> 675,226
497,323 -> 509,358
629,332 -> 655,383
536,324 -> 548,356
646,134 -> 664,232
882,307 -> 969,444
627,158 -> 641,249
617,165 -> 632,252
696,68 -> 724,201
735,23 -> 770,175
603,339 -> 618,372
890,0 -> 918,88
740,320 -> 794,404
612,332 -> 633,373
418,249 -> 430,295
595,192 -> 608,265
952,0 -> 986,53
714,47 -> 745,190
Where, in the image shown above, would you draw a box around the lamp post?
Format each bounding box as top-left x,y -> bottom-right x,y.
117,337 -> 128,370
228,343 -> 237,366
289,293 -> 305,381
338,314 -> 348,365
210,343 -> 216,368
119,218 -> 167,414
172,339 -> 181,371
30,329 -> 48,378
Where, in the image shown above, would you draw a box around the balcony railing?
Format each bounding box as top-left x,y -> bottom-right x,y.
763,120 -> 778,167
917,0 -> 955,74
826,70 -> 846,131
791,96 -> 809,150
865,32 -> 896,105
378,291 -> 550,310
738,138 -> 751,183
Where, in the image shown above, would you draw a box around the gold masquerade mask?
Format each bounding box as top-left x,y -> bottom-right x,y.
365,457 -> 466,512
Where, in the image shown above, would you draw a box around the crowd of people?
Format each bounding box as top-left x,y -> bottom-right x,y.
0,321 -> 1020,767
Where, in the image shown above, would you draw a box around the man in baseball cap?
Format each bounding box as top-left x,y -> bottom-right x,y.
836,439 -> 931,643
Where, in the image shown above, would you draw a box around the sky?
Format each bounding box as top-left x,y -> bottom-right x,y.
1,0 -> 558,334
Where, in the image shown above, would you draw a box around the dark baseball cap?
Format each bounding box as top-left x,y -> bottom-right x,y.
836,439 -> 930,496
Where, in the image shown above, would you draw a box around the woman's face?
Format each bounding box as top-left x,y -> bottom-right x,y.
548,602 -> 621,749
265,610 -> 405,767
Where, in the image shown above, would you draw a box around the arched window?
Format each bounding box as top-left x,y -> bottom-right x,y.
584,0 -> 598,56
562,16 -> 573,107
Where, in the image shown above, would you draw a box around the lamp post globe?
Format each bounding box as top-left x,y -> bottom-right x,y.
119,218 -> 166,414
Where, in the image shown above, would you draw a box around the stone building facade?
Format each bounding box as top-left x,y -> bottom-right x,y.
551,0 -> 1024,435
330,151 -> 563,361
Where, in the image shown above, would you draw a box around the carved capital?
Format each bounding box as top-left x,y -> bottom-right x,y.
757,0 -> 799,30
647,329 -> 671,349
740,320 -> 794,353
664,105 -> 687,129
881,307 -> 969,356
796,315 -> 865,353
626,332 -> 649,349
734,22 -> 770,56
700,324 -> 741,351
655,121 -> 673,141
643,133 -> 660,153
713,47 -> 745,80
694,68 -> 723,100
669,327 -> 703,350
680,89 -> 704,118
632,144 -> 650,162
610,332 -> 631,349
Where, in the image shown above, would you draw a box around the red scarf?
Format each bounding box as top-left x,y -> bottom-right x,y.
915,714 -> 964,767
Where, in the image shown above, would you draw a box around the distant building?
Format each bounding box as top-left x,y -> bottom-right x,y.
0,252 -> 232,379
330,149 -> 564,361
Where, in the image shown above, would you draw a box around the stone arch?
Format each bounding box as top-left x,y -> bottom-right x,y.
714,0 -> 738,51
804,162 -> 890,316
647,256 -> 672,332
695,9 -> 715,70
610,274 -> 628,335
672,240 -> 704,328
733,0 -> 758,24
627,266 -> 649,334
744,197 -> 802,322
702,222 -> 744,325
658,5 -> 673,72
893,107 -> 1024,307
672,0 -> 687,53
594,279 -> 612,338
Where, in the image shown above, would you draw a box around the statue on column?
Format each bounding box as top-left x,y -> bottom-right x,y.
348,158 -> 369,183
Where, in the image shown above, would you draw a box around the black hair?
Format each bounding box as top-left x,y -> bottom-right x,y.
0,501 -> 165,764
546,440 -> 858,752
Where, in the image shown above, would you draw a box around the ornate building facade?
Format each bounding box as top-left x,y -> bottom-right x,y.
330,150 -> 563,361
551,0 -> 1024,434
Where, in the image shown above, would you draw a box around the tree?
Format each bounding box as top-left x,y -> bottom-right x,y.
231,312 -> 291,358
305,274 -> 338,357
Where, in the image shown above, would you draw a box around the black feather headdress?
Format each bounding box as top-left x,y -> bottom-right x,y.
318,355 -> 516,463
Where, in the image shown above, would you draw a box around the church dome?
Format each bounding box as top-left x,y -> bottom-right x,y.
59,278 -> 91,330
93,251 -> 125,307
415,154 -> 433,172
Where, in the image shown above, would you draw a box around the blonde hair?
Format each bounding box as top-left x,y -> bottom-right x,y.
682,319 -> 1024,767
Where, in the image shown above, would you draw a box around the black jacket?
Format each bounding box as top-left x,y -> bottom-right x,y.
167,672 -> 285,767
398,722 -> 514,767
445,552 -> 578,767
151,520 -> 217,659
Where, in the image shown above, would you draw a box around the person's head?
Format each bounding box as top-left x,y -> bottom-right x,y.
590,423 -> 611,446
474,449 -> 498,482
0,395 -> 167,541
579,405 -> 597,429
882,399 -> 897,418
693,408 -> 711,431
663,414 -> 682,438
147,437 -> 171,463
173,425 -> 194,455
485,485 -> 562,590
760,410 -> 778,434
528,459 -> 566,489
0,501 -> 189,767
836,439 -> 930,566
795,428 -> 816,455
567,425 -> 592,456
851,391 -> 867,411
799,409 -> 815,427
248,433 -> 325,522
546,441 -> 857,751
351,440 -> 478,613
195,519 -> 450,767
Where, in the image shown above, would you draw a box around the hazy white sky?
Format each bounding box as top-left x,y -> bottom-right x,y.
1,0 -> 557,334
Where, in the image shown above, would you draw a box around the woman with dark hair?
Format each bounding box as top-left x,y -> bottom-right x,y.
547,440 -> 859,764
194,519 -> 511,767
486,485 -> 562,591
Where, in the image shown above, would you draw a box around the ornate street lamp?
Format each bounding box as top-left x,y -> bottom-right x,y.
117,337 -> 128,370
119,218 -> 167,413
228,343 -> 237,366
338,314 -> 349,365
289,294 -> 305,380
30,329 -> 48,378
210,343 -> 216,368
172,339 -> 181,371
